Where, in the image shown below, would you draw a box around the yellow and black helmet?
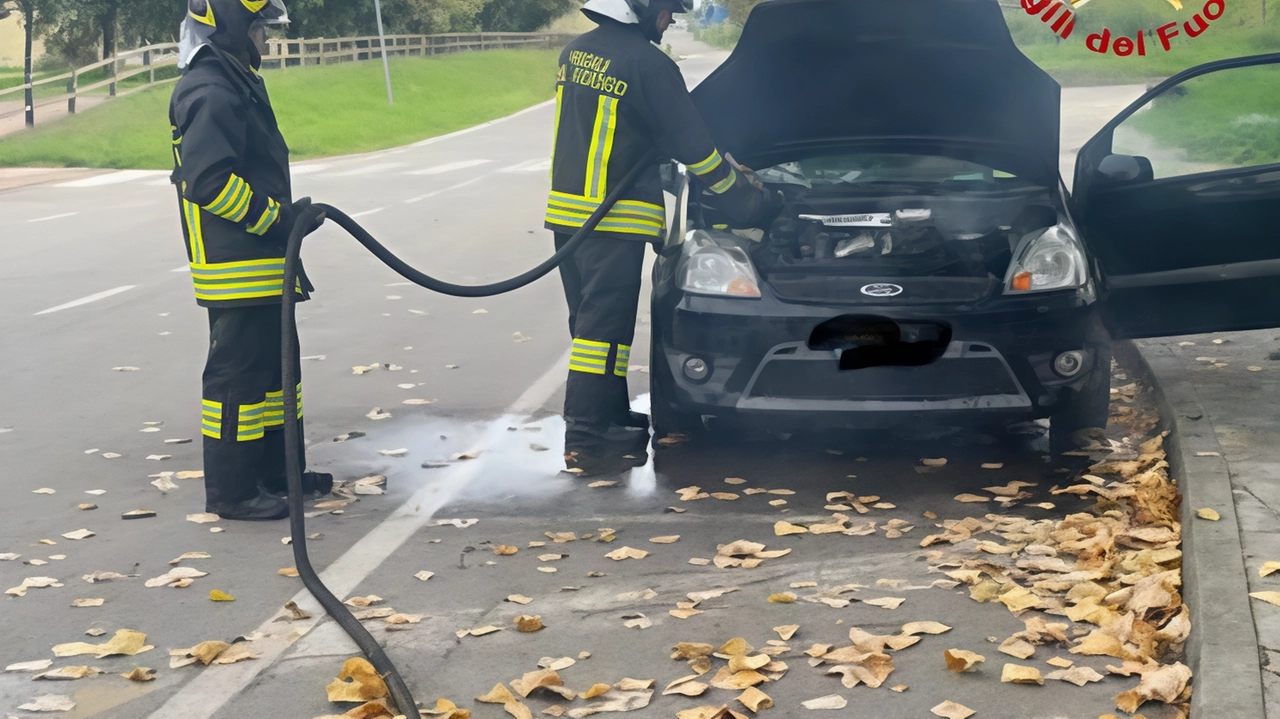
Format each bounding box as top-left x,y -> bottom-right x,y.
179,0 -> 289,69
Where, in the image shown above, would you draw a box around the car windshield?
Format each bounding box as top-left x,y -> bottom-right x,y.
756,153 -> 1029,189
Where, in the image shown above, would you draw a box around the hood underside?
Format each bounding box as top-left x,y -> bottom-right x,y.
692,0 -> 1062,187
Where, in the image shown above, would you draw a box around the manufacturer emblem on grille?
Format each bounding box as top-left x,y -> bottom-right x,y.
860,283 -> 904,297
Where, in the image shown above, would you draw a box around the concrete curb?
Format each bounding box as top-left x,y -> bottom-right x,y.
1119,339 -> 1265,718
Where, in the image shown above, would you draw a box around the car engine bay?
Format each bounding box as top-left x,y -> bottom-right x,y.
749,185 -> 1060,280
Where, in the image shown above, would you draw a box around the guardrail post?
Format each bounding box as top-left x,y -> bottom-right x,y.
67,68 -> 77,114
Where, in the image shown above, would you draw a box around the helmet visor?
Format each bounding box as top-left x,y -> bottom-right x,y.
258,0 -> 289,24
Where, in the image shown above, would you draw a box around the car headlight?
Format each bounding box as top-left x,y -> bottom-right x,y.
1004,224 -> 1088,294
678,229 -> 761,298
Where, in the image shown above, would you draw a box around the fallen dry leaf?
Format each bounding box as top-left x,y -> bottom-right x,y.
605,547 -> 649,561
902,621 -> 951,636
121,667 -> 156,682
930,701 -> 975,719
1047,666 -> 1105,686
1197,507 -> 1221,521
145,567 -> 207,588
209,590 -> 235,602
186,513 -> 220,524
768,592 -> 797,604
954,494 -> 989,503
494,545 -> 519,556
649,536 -> 680,544
514,615 -> 544,632
862,597 -> 905,610
326,658 -> 390,703
169,552 -> 211,565
6,659 -> 54,672
61,529 -> 95,540
33,665 -> 101,680
737,686 -> 772,712
1114,662 -> 1192,713
1001,663 -> 1044,685
802,694 -> 847,710
942,649 -> 985,675
664,677 -> 709,697
278,567 -> 300,578
999,638 -> 1036,660
774,625 -> 799,641
71,598 -> 104,608
1251,591 -> 1280,607
53,629 -> 148,658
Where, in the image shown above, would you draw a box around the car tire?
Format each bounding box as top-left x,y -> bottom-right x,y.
649,351 -> 704,443
1048,342 -> 1113,459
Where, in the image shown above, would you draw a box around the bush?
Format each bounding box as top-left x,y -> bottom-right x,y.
691,21 -> 742,49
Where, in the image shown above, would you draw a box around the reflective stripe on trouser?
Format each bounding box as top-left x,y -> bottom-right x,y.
555,232 -> 645,427
569,340 -> 630,377
201,305 -> 306,505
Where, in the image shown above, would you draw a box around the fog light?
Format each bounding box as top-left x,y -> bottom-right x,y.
1053,351 -> 1085,378
683,357 -> 709,382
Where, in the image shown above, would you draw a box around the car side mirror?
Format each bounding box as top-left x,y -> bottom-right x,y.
1097,154 -> 1153,184
664,165 -> 690,251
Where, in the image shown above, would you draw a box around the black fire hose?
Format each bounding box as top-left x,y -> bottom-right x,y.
279,152 -> 657,718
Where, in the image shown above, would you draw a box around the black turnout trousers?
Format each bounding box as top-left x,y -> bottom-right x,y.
201,305 -> 305,506
555,232 -> 646,428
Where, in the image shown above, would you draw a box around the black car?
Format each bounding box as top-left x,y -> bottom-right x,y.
649,0 -> 1280,453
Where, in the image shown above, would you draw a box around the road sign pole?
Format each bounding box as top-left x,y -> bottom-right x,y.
373,0 -> 394,105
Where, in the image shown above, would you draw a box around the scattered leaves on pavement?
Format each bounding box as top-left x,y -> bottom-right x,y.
326,658 -> 390,703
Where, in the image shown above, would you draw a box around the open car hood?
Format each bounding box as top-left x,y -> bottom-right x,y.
691,0 -> 1061,187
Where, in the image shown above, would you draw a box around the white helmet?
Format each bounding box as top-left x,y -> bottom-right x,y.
582,0 -> 693,25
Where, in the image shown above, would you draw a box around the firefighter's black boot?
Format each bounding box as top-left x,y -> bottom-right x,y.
207,488 -> 290,521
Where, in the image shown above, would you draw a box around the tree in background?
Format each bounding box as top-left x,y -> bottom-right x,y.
478,0 -> 577,31
720,0 -> 765,25
1,0 -> 56,126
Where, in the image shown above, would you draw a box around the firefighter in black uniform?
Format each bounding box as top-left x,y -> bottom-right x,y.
170,0 -> 330,520
547,0 -> 779,467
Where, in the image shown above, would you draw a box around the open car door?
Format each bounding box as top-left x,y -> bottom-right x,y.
1073,53 -> 1280,339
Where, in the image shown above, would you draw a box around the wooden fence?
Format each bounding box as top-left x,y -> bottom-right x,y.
0,31 -> 571,126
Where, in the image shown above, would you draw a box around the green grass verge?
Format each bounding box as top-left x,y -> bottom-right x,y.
0,49 -> 558,169
1128,64 -> 1280,166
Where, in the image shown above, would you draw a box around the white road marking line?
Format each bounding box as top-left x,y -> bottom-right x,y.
289,163 -> 332,176
34,285 -> 138,315
349,207 -> 385,219
170,264 -> 190,273
146,349 -> 573,719
405,159 -> 492,176
27,211 -> 79,223
403,175 -> 486,204
330,162 -> 407,177
55,170 -> 168,187
498,158 -> 551,174
411,98 -> 556,148
144,178 -> 175,187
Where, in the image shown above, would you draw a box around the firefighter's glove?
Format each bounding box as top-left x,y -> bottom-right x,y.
271,196 -> 325,243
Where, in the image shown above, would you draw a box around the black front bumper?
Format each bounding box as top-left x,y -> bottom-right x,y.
651,280 -> 1105,430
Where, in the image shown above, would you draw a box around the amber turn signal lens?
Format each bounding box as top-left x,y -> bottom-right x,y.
1012,272 -> 1032,291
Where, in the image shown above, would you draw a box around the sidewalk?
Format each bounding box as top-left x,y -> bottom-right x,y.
1136,331 -> 1280,717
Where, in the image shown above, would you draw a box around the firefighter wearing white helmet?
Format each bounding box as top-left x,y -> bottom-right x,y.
169,0 -> 332,520
548,0 -> 780,470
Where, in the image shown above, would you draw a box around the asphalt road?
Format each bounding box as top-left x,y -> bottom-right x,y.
0,34 -> 1161,719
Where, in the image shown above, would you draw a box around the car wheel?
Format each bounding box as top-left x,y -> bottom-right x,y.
1048,342 -> 1114,459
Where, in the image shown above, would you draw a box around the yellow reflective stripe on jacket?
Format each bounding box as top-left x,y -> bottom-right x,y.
688,149 -> 723,176
569,338 -> 610,375
204,174 -> 253,223
241,0 -> 268,12
614,344 -> 631,377
237,401 -> 266,442
550,85 -> 564,182
263,383 -> 303,428
247,197 -> 280,236
546,192 -> 665,238
201,399 -> 223,440
709,168 -> 738,195
183,199 -> 206,264
584,95 -> 619,200
190,258 -> 295,303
